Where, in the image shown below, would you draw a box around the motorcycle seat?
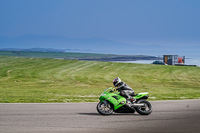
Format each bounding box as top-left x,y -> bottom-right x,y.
130,92 -> 137,96
130,93 -> 138,96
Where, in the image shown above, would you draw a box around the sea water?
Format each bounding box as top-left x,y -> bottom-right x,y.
114,58 -> 200,66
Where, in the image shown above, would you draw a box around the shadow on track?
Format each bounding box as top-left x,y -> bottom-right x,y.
78,113 -> 139,116
78,113 -> 100,116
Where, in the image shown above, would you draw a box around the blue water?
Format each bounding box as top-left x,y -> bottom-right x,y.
115,58 -> 200,66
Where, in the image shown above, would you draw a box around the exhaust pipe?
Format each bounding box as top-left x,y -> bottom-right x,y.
132,103 -> 145,107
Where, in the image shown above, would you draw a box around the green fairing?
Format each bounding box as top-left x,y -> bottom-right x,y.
99,87 -> 126,110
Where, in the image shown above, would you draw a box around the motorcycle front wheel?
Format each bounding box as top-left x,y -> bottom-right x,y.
97,102 -> 113,115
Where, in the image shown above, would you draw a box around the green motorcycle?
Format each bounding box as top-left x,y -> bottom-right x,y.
97,87 -> 152,115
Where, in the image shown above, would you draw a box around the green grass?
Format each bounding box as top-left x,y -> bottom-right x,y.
0,56 -> 200,103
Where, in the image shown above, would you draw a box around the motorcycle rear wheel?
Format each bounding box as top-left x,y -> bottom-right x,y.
97,102 -> 113,115
135,100 -> 152,115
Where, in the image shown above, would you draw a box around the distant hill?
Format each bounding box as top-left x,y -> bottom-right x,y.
0,48 -> 66,52
0,35 -> 165,55
0,35 -> 139,53
0,35 -> 199,57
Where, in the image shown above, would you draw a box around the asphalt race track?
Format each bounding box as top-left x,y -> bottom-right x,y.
0,100 -> 200,133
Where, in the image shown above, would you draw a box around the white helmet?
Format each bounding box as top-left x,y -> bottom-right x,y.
113,77 -> 121,87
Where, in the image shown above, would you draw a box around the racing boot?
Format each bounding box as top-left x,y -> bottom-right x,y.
128,96 -> 136,102
126,96 -> 136,107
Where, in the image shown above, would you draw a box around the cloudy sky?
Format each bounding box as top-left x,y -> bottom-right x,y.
0,0 -> 200,55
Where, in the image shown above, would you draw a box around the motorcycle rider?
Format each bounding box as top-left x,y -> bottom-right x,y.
113,77 -> 135,104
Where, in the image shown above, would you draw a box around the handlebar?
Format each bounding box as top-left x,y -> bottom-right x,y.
109,88 -> 117,92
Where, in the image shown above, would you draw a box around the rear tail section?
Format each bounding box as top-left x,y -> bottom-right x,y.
133,92 -> 149,100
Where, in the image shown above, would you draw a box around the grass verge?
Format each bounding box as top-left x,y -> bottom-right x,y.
0,56 -> 199,103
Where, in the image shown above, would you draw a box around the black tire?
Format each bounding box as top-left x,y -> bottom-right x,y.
97,102 -> 113,115
135,100 -> 152,115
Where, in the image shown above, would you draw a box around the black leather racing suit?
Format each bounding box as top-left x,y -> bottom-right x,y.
116,82 -> 135,100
